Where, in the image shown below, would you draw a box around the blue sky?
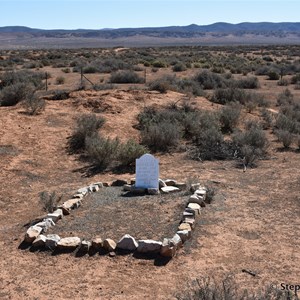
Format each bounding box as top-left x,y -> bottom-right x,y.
1,0 -> 299,29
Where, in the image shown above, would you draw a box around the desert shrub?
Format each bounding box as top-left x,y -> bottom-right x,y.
291,73 -> 300,84
268,70 -> 280,80
173,63 -> 187,72
39,191 -> 61,213
0,82 -> 34,106
110,70 -> 144,84
61,68 -> 70,73
117,139 -> 147,167
152,60 -> 166,68
297,135 -> 300,150
277,88 -> 294,106
235,76 -> 259,89
211,87 -> 250,105
194,70 -> 226,89
277,78 -> 289,86
219,103 -> 241,133
23,93 -> 46,115
55,76 -> 65,85
85,134 -> 120,169
275,114 -> 299,134
261,109 -> 274,129
68,114 -> 106,153
141,121 -> 182,152
49,90 -> 70,100
93,83 -> 115,91
275,130 -> 293,148
233,127 -> 268,166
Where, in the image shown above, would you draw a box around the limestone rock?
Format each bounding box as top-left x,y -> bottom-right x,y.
91,237 -> 103,250
77,187 -> 89,195
47,208 -> 63,223
80,240 -> 91,252
130,178 -> 136,185
94,182 -> 104,189
32,234 -> 46,248
25,225 -> 43,243
194,189 -> 207,200
187,203 -> 201,215
158,179 -> 167,188
123,184 -> 132,192
178,223 -> 192,232
188,194 -> 205,207
175,182 -> 187,190
72,193 -> 84,199
177,230 -> 191,243
165,179 -> 177,186
160,238 -> 176,257
117,234 -> 138,251
45,234 -> 60,249
103,239 -> 116,252
170,234 -> 182,249
183,210 -> 194,219
57,237 -> 81,250
190,183 -> 200,193
182,218 -> 196,229
89,184 -> 99,192
161,186 -> 180,194
131,187 -> 146,195
137,240 -> 162,253
34,218 -> 55,233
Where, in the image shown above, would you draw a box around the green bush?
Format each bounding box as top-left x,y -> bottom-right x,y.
85,134 -> 120,169
68,114 -> 106,153
23,93 -> 46,115
235,76 -> 259,89
277,88 -> 294,106
110,70 -> 144,84
152,60 -> 166,68
55,76 -> 65,85
268,71 -> 280,80
275,130 -> 293,148
291,73 -> 300,84
219,103 -> 241,133
117,139 -> 147,167
0,82 -> 34,106
172,63 -> 187,72
211,87 -> 250,105
194,70 -> 226,89
141,121 -> 182,152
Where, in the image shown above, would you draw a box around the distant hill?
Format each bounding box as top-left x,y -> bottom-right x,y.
0,22 -> 299,49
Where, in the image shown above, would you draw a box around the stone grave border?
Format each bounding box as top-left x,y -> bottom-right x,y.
23,178 -> 209,258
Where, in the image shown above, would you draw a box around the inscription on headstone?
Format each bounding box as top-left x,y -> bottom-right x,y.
135,154 -> 159,189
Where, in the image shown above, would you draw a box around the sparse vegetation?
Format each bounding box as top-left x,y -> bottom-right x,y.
39,191 -> 61,213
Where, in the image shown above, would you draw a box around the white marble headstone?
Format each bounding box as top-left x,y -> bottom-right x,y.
135,154 -> 159,189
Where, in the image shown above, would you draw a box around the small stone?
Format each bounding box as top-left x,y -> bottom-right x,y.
147,188 -> 159,195
117,234 -> 138,251
72,193 -> 84,199
164,179 -> 177,186
109,251 -> 116,257
160,238 -> 176,257
194,189 -> 207,200
178,223 -> 192,232
131,187 -> 146,195
111,179 -> 127,186
175,182 -> 187,190
158,179 -> 167,188
177,230 -> 191,243
130,178 -> 136,185
57,237 -> 81,250
91,237 -> 103,250
34,218 -> 55,233
161,186 -> 180,194
25,225 -> 43,243
32,234 -> 46,248
170,234 -> 182,250
182,218 -> 196,229
185,207 -> 196,217
187,203 -> 201,215
123,184 -> 132,192
102,182 -> 109,187
183,211 -> 194,219
94,182 -> 104,188
47,208 -> 63,223
190,183 -> 200,193
103,239 -> 116,252
89,184 -> 99,192
80,240 -> 91,252
77,187 -> 89,195
137,240 -> 162,253
45,234 -> 60,250
188,194 -> 205,207
60,199 -> 81,211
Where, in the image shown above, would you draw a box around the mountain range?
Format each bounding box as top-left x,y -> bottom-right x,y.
0,22 -> 299,49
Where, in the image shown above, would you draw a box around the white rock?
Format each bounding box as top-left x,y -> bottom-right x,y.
35,218 -> 55,233
147,188 -> 159,195
158,179 -> 167,188
94,182 -> 104,188
45,234 -> 60,249
72,193 -> 84,199
47,208 -> 63,223
117,234 -> 138,251
190,183 -> 200,193
188,194 -> 205,206
77,187 -> 89,195
175,182 -> 187,190
165,179 -> 177,186
194,189 -> 207,200
182,218 -> 196,229
170,234 -> 182,249
103,239 -> 116,252
32,234 -> 46,248
123,184 -> 132,192
177,230 -> 191,243
178,223 -> 192,232
57,237 -> 81,250
161,186 -> 180,194
137,240 -> 162,253
80,240 -> 91,252
160,238 -> 176,257
89,184 -> 99,192
187,203 -> 201,215
91,237 -> 103,250
25,225 -> 43,243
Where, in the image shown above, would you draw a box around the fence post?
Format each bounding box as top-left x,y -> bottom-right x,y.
45,72 -> 48,91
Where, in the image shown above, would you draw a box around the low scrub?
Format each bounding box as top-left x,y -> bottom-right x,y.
39,191 -> 61,213
110,70 -> 144,84
275,130 -> 293,148
219,103 -> 241,133
0,82 -> 34,106
23,93 -> 46,115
